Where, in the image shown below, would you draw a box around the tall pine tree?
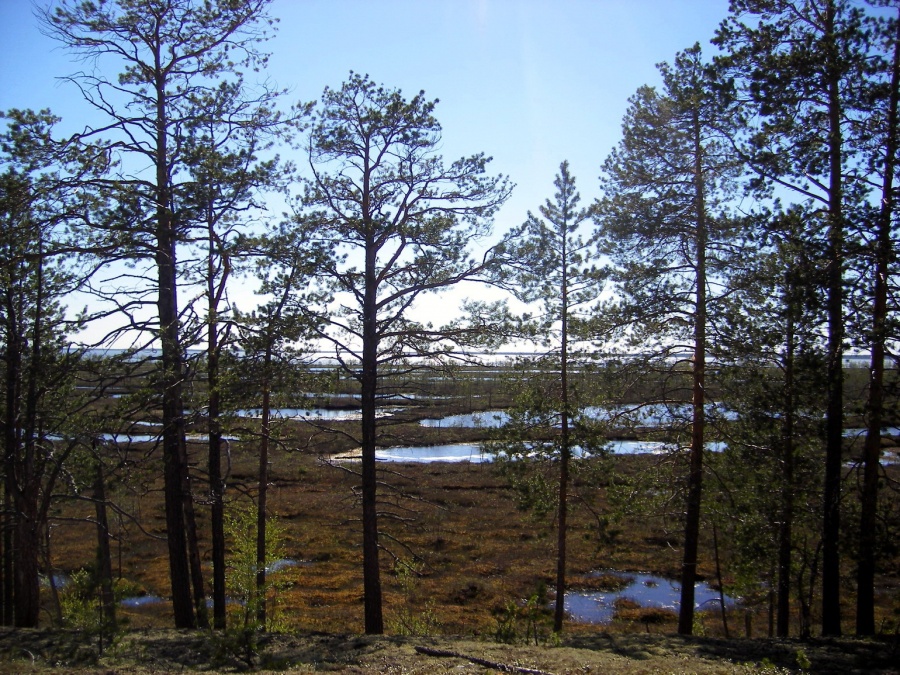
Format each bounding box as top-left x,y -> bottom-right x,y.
595,45 -> 746,635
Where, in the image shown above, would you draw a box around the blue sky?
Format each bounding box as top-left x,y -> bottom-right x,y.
1,0 -> 731,232
0,0 -> 732,341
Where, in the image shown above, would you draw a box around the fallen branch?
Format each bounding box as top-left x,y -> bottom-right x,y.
414,645 -> 556,675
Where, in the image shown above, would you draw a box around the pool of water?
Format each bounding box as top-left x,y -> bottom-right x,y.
98,432 -> 241,443
377,444 -> 490,463
120,594 -> 165,608
360,440 -> 721,463
420,403 -> 737,429
233,407 -> 397,421
565,570 -> 733,624
266,557 -> 315,572
419,411 -> 510,428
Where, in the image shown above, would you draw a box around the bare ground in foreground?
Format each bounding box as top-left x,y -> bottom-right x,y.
0,627 -> 897,674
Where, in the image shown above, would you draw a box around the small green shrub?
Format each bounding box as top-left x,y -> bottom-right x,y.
492,583 -> 553,645
389,558 -> 441,636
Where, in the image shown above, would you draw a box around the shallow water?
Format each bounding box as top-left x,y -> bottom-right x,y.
233,407 -> 397,421
98,432 -> 240,443
367,440 -> 719,463
120,594 -> 165,608
376,444 -> 490,463
420,403 -> 737,429
419,411 -> 510,428
565,570 -> 733,624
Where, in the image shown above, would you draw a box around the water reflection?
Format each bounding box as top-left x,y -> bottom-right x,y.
420,403 -> 737,429
565,570 -> 733,624
353,440 -> 723,463
234,407 -> 396,421
120,594 -> 165,608
377,444 -> 489,463
97,432 -> 240,443
420,411 -> 509,428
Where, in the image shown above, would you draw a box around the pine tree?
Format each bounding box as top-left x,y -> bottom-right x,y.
595,44 -> 746,635
498,161 -> 603,632
298,73 -> 511,633
41,0 -> 282,628
714,0 -> 873,635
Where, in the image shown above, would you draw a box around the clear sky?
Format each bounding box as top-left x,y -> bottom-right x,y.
0,0 -> 732,343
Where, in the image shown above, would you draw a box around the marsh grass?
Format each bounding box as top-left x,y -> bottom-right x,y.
37,404 -> 900,641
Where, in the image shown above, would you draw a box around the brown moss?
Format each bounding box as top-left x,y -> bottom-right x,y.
40,420 -> 900,639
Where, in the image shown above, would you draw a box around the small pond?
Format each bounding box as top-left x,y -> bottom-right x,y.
266,557 -> 316,572
363,440 -> 726,463
419,411 -> 510,428
420,404 -> 737,429
120,594 -> 165,608
233,407 -> 396,421
98,432 -> 241,443
376,444 -> 490,463
565,570 -> 733,624
844,426 -> 900,438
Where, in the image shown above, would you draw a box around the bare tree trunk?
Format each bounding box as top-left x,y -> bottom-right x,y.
93,456 -> 116,629
155,68 -> 195,629
2,284 -> 18,626
554,231 -> 570,634
209,367 -> 226,629
208,251 -> 226,629
678,106 -> 708,636
13,245 -> 46,628
256,349 -> 272,629
13,502 -> 39,627
821,0 -> 846,637
183,470 -> 208,628
857,6 -> 900,636
777,285 -> 796,638
361,230 -> 383,635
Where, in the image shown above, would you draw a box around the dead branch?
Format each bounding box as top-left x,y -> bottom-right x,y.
413,646 -> 555,675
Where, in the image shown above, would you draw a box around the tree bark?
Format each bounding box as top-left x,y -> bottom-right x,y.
156,64 -> 195,628
777,274 -> 796,638
553,236 -> 572,633
256,347 -> 272,629
554,220 -> 570,634
93,456 -> 116,629
821,0 -> 845,637
678,105 -> 708,636
209,231 -> 226,630
857,5 -> 900,637
361,179 -> 384,632
2,279 -> 19,626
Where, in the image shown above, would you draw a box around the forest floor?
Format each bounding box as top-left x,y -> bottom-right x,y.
0,625 -> 897,673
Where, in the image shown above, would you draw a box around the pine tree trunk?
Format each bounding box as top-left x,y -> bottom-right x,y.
155,68 -> 195,629
777,281 -> 796,637
678,106 -> 708,636
361,230 -> 383,634
13,501 -> 39,627
857,8 -> 899,635
256,351 -> 272,629
209,270 -> 226,630
554,239 -> 570,634
93,457 -> 116,629
2,285 -> 19,626
821,1 -> 845,636
183,468 -> 208,628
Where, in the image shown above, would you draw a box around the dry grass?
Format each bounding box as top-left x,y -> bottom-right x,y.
26,396 -> 898,673
41,431 -> 899,642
